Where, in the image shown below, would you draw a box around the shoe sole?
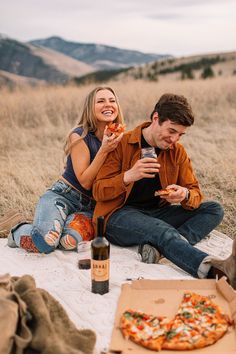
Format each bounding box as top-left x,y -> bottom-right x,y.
0,213 -> 26,237
0,213 -> 23,227
7,232 -> 17,248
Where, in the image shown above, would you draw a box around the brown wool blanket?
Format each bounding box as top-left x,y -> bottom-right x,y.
0,274 -> 96,354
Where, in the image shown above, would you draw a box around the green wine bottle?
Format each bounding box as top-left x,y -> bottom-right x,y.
91,216 -> 110,294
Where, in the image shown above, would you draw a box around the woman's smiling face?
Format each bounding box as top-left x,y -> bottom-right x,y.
94,89 -> 118,123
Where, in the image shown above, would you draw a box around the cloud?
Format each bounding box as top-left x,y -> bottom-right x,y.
0,0 -> 235,56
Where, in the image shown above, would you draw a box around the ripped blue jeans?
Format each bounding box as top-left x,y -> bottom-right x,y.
11,180 -> 95,253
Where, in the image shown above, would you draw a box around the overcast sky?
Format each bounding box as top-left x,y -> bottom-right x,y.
0,0 -> 235,56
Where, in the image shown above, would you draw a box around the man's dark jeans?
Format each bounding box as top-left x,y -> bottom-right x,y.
106,201 -> 224,278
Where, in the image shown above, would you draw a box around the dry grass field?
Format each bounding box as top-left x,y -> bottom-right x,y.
0,76 -> 236,238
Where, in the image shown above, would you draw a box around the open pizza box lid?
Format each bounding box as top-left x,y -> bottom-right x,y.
109,278 -> 236,353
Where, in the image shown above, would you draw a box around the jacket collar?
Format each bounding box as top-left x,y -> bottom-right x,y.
128,121 -> 151,146
128,121 -> 174,150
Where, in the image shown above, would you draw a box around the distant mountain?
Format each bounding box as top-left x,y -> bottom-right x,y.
0,35 -> 94,85
1,34 -> 235,88
29,36 -> 170,70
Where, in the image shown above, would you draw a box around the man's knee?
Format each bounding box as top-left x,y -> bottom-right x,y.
202,201 -> 224,223
213,201 -> 224,222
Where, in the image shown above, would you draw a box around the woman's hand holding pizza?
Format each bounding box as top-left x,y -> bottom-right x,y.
100,125 -> 124,154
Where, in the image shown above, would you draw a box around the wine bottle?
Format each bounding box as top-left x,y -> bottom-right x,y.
91,216 -> 110,294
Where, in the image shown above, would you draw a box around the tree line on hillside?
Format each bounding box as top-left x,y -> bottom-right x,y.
132,55 -> 236,82
73,55 -> 236,85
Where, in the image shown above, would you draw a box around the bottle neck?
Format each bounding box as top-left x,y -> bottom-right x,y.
97,216 -> 104,238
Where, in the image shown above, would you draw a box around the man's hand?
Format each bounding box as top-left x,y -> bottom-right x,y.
124,158 -> 160,185
160,184 -> 189,203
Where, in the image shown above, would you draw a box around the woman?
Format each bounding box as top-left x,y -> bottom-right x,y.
4,86 -> 124,253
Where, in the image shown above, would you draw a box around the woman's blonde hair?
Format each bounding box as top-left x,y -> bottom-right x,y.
64,86 -> 124,156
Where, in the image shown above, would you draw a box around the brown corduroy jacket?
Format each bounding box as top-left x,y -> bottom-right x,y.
92,121 -> 203,227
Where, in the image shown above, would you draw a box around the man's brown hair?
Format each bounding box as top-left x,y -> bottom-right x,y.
150,93 -> 194,126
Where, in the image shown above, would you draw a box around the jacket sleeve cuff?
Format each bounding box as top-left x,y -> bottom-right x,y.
181,189 -> 203,210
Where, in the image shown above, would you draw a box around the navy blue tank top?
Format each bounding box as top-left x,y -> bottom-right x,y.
62,127 -> 101,197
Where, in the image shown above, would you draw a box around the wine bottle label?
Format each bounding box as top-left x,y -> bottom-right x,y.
91,259 -> 109,281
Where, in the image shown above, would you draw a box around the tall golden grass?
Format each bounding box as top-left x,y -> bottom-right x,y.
0,77 -> 236,237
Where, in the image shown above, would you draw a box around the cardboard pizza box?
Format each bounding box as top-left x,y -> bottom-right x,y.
109,277 -> 236,353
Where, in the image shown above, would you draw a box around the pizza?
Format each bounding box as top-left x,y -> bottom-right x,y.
120,292 -> 232,351
154,187 -> 175,196
120,309 -> 169,351
107,122 -> 126,136
162,292 -> 232,350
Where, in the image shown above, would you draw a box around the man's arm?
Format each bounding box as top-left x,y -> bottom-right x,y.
178,148 -> 203,209
159,146 -> 203,209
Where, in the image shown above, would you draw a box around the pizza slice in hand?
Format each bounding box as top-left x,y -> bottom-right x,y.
107,122 -> 126,136
120,309 -> 169,351
162,292 -> 232,350
154,187 -> 175,197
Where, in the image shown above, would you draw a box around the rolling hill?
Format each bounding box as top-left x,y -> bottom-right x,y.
29,36 -> 169,70
0,35 -> 95,85
73,50 -> 236,85
0,34 -> 170,87
117,51 -> 236,82
1,34 -> 235,87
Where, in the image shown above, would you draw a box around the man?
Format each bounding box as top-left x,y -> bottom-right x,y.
93,93 -> 236,288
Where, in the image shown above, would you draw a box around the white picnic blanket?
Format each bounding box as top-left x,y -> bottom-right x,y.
0,230 -> 233,353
